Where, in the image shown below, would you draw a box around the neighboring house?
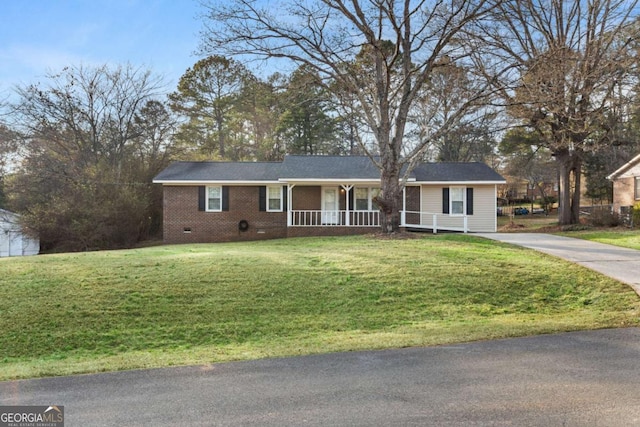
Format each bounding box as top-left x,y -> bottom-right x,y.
608,153 -> 640,214
498,176 -> 558,202
153,155 -> 506,244
0,209 -> 39,257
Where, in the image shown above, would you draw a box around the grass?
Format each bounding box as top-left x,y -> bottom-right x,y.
1,235 -> 638,380
558,228 -> 640,251
497,214 -> 558,231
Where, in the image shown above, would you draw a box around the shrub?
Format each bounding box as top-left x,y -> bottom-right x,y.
540,196 -> 557,212
632,203 -> 640,227
561,224 -> 592,231
586,209 -> 621,227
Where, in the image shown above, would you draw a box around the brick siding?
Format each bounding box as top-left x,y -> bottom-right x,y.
163,185 -> 391,244
612,177 -> 636,213
291,186 -> 322,210
163,186 -> 287,244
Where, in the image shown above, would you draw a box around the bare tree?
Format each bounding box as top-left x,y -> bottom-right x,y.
411,61 -> 499,162
199,0 -> 496,233
475,0 -> 639,224
9,64 -> 171,251
14,64 -> 164,180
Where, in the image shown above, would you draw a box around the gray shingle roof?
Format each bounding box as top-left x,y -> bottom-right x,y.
280,155 -> 381,179
153,156 -> 505,183
153,161 -> 283,182
413,162 -> 505,182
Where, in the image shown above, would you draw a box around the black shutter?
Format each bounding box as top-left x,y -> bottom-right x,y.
466,188 -> 474,215
198,186 -> 206,211
348,188 -> 354,210
259,186 -> 266,211
282,186 -> 288,211
222,186 -> 229,211
442,188 -> 450,214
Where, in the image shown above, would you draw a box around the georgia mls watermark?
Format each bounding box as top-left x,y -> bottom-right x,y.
0,406 -> 64,427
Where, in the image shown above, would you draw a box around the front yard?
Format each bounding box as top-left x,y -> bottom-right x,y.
1,235 -> 638,380
557,229 -> 640,250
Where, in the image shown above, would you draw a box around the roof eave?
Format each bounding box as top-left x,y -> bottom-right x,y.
607,153 -> 640,181
278,178 -> 416,183
413,180 -> 506,185
153,180 -> 282,185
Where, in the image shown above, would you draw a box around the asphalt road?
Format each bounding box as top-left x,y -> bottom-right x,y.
2,328 -> 640,426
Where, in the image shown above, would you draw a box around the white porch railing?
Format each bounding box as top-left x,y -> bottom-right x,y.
290,210 -> 380,227
289,209 -> 468,232
401,210 -> 469,233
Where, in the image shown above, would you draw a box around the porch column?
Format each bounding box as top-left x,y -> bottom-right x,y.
402,187 -> 406,226
341,185 -> 353,226
287,184 -> 296,227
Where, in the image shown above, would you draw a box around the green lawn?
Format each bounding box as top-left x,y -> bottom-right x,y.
497,214 -> 558,231
558,229 -> 640,250
1,235 -> 638,380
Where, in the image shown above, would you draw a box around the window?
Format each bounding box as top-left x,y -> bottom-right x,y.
354,187 -> 381,210
355,188 -> 369,210
267,186 -> 282,211
635,178 -> 640,200
450,187 -> 465,215
443,187 -> 473,215
371,188 -> 381,209
207,186 -> 222,211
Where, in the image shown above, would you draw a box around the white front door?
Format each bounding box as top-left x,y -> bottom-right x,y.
322,187 -> 339,224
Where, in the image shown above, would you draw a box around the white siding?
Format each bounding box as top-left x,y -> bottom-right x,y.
420,185 -> 497,232
0,210 -> 39,257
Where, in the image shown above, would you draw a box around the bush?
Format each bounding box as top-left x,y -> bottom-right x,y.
540,196 -> 557,212
561,223 -> 592,231
632,203 -> 640,227
586,209 -> 621,227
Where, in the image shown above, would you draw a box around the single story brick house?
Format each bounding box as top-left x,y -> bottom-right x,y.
153,155 -> 506,244
608,153 -> 640,214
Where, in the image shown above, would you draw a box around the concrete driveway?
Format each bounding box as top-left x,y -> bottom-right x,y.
2,328 -> 640,426
477,233 -> 640,296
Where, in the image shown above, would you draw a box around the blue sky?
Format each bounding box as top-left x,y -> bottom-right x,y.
0,0 -> 204,97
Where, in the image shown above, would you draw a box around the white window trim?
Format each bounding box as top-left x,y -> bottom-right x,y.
354,187 -> 380,211
449,186 -> 466,216
354,187 -> 370,211
635,177 -> 640,200
267,185 -> 283,212
206,185 -> 222,212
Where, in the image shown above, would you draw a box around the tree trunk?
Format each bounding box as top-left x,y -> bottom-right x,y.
378,181 -> 402,233
216,112 -> 225,158
376,155 -> 403,234
555,148 -> 582,225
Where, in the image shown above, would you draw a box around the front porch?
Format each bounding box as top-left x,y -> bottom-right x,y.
284,184 -> 472,233
287,209 -> 469,233
289,210 -> 380,227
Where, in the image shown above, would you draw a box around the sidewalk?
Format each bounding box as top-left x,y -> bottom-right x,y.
477,233 -> 640,296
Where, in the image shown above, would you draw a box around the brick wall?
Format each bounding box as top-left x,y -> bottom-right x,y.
612,177 -> 635,213
291,186 -> 321,210
287,226 -> 375,238
163,186 -> 287,244
163,185 -> 384,244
